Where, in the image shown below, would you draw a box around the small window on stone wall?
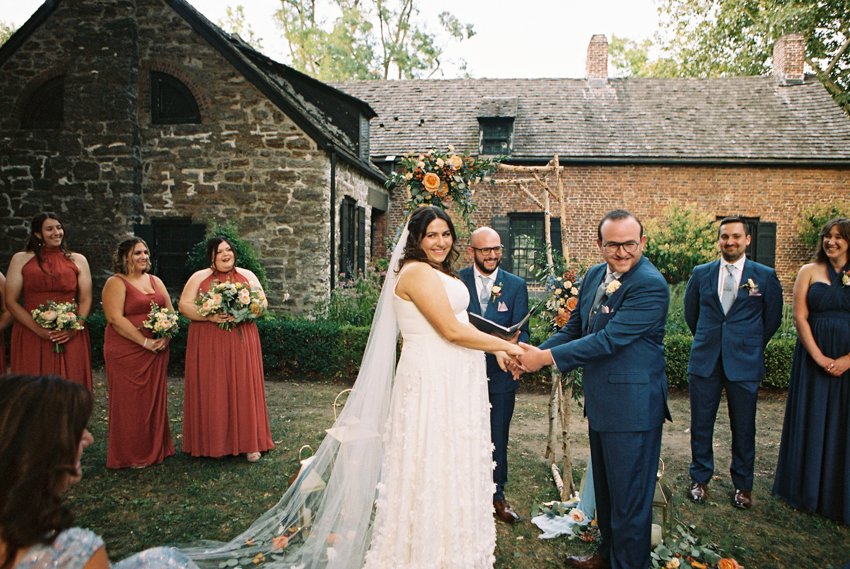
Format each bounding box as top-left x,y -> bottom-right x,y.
150,71 -> 201,124
21,75 -> 65,129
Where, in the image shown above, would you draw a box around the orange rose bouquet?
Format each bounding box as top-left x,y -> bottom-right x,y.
386,145 -> 500,228
545,268 -> 582,330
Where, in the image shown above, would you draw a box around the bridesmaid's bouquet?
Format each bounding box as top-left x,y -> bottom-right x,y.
31,301 -> 85,353
141,302 -> 180,339
196,280 -> 267,331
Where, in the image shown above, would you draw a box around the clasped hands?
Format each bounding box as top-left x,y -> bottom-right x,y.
822,354 -> 849,377
495,343 -> 555,379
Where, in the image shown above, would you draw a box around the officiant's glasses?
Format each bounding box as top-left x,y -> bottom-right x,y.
602,241 -> 640,254
471,245 -> 504,255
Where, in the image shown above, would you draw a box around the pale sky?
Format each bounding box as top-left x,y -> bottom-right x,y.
5,0 -> 662,79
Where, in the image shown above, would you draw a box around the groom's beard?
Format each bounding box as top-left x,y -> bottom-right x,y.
474,256 -> 501,276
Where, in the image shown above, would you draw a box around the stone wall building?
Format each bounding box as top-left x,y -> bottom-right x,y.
339,34 -> 850,295
0,0 -> 388,311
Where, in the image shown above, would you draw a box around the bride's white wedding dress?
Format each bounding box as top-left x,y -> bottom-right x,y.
363,267 -> 496,569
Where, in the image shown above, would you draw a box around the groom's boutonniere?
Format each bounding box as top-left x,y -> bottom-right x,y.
605,279 -> 622,296
740,278 -> 761,296
490,281 -> 503,301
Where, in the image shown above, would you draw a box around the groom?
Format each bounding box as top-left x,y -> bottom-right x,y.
516,210 -> 670,569
684,216 -> 782,509
460,227 -> 529,524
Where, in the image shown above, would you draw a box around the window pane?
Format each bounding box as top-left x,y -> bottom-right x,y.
507,215 -> 561,281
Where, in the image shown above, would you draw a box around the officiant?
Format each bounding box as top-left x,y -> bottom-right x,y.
460,227 -> 530,524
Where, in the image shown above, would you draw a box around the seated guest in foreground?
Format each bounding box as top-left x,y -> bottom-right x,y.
0,374 -> 197,569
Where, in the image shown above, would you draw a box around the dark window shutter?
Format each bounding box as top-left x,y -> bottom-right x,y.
754,221 -> 777,267
133,221 -> 205,293
151,71 -> 201,125
339,198 -> 356,278
551,218 -> 563,258
492,216 -> 511,272
357,206 -> 366,274
21,76 -> 64,129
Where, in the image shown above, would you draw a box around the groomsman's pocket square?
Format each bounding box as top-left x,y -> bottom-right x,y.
497,301 -> 508,312
600,305 -> 612,314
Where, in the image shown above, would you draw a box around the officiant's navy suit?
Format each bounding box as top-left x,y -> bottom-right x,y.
540,255 -> 670,569
684,258 -> 782,493
460,266 -> 529,502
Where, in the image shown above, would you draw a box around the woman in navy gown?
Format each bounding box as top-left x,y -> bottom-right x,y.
773,217 -> 850,524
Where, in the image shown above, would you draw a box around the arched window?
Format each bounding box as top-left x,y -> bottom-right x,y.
150,71 -> 200,124
21,75 -> 64,129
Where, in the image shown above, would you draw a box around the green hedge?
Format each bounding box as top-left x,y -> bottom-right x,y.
664,333 -> 795,390
85,311 -> 369,381
84,312 -> 796,389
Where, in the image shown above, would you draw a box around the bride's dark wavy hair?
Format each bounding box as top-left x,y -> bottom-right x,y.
0,375 -> 93,569
398,205 -> 460,275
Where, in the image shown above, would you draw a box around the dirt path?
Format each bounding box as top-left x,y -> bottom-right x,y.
510,387 -> 788,486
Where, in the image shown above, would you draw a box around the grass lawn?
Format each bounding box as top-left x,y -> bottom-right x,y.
69,373 -> 848,568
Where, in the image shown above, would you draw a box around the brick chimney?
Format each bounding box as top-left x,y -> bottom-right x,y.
773,33 -> 805,85
586,34 -> 608,86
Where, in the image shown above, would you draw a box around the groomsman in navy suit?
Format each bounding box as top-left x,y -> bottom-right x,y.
684,216 -> 783,510
517,210 -> 670,569
460,227 -> 529,524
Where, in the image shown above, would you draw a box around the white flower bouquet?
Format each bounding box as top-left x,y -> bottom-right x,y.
196,280 -> 267,331
141,301 -> 180,339
31,301 -> 84,353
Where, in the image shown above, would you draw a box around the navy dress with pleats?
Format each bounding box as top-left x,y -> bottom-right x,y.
773,262 -> 850,524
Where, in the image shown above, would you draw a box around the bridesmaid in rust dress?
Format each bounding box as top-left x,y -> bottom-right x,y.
0,272 -> 14,373
4,213 -> 92,388
179,236 -> 273,462
102,237 -> 175,469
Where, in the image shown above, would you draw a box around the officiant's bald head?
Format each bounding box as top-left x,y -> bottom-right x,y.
469,227 -> 503,275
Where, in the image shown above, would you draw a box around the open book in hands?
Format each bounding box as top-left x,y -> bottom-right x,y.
468,300 -> 542,340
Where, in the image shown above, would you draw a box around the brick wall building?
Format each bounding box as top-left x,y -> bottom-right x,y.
339,34 -> 850,296
0,0 -> 389,312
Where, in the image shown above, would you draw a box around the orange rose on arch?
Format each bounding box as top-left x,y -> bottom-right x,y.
422,172 -> 441,191
566,296 -> 578,311
717,559 -> 744,569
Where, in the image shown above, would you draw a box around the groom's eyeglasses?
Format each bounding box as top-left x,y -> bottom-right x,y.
602,241 -> 640,254
471,246 -> 504,255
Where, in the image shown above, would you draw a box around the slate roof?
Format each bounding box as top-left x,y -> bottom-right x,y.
335,77 -> 850,165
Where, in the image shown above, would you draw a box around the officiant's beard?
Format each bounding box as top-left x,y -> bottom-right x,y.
474,256 -> 501,276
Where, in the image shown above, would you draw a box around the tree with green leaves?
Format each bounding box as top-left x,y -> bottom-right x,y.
0,20 -> 15,45
610,0 -> 850,114
218,6 -> 264,50
223,1 -> 472,80
643,201 -> 718,284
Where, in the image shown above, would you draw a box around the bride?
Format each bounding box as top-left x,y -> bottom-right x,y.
183,205 -> 523,568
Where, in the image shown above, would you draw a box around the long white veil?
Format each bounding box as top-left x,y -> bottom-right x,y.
181,222 -> 410,569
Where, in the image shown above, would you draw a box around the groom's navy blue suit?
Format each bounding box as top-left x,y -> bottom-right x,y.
684,258 -> 782,491
460,266 -> 529,501
540,256 -> 670,569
